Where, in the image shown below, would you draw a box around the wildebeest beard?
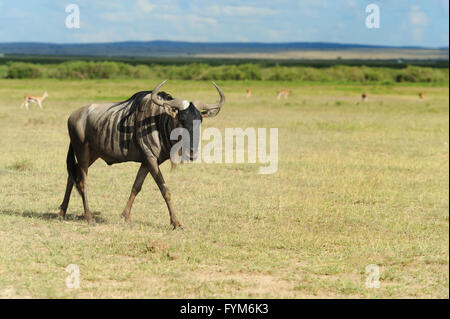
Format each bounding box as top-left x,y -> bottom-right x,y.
176,103 -> 203,157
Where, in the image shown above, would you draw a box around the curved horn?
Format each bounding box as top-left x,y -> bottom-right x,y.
150,80 -> 167,106
150,80 -> 188,110
192,82 -> 225,117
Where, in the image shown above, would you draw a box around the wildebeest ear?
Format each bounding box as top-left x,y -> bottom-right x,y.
163,104 -> 178,118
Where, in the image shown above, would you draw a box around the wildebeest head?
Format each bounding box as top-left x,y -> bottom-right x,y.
150,80 -> 225,160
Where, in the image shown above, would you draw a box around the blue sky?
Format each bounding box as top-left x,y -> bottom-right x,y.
0,0 -> 448,47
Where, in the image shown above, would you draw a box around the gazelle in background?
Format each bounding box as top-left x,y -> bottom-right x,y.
277,89 -> 291,100
419,92 -> 424,100
246,88 -> 252,98
21,91 -> 48,110
362,93 -> 368,102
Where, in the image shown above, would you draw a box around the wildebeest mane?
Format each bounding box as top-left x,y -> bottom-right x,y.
102,90 -> 175,157
109,90 -> 174,113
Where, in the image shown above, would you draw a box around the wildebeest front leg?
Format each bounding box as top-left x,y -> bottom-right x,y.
146,158 -> 183,230
121,164 -> 148,223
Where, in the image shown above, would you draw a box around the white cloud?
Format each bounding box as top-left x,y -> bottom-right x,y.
100,0 -> 156,22
137,0 -> 156,14
100,11 -> 135,22
409,6 -> 428,26
208,5 -> 277,17
346,0 -> 357,8
158,14 -> 217,26
188,15 -> 217,26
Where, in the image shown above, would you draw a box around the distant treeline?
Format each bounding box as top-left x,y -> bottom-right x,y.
2,61 -> 449,83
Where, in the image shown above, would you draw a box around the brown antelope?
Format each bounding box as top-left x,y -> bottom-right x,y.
419,92 -> 424,100
362,93 -> 368,102
246,88 -> 252,98
21,91 -> 48,110
277,89 -> 291,100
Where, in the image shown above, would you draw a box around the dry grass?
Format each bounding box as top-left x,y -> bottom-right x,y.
0,79 -> 448,298
194,48 -> 449,60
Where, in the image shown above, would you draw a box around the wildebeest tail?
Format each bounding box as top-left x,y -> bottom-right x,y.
66,143 -> 78,182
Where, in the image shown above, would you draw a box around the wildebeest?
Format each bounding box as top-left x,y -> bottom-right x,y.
58,80 -> 225,228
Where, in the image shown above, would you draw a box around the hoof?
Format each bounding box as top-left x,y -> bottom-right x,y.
125,221 -> 134,228
58,209 -> 66,220
121,213 -> 132,226
172,224 -> 184,231
88,220 -> 97,227
120,211 -> 130,221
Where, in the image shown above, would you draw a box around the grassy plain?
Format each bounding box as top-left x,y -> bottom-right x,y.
0,78 -> 448,298
194,48 -> 450,60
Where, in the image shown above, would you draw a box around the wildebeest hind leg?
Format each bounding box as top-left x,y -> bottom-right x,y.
59,148 -> 98,221
73,144 -> 97,225
58,176 -> 74,219
121,163 -> 148,223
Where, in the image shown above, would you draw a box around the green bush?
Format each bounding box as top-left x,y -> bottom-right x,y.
267,65 -> 299,81
2,60 -> 448,83
238,64 -> 262,80
0,65 -> 7,78
393,65 -> 448,83
52,61 -> 132,79
6,62 -> 42,79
